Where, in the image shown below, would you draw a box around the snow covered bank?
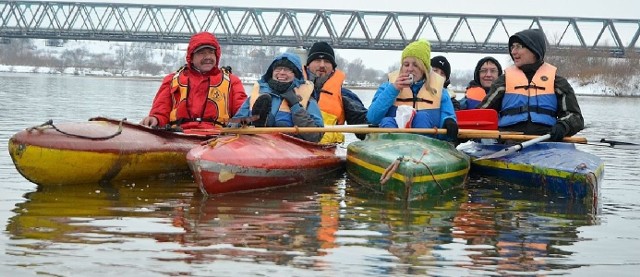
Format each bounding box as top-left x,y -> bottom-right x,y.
2,63 -> 638,96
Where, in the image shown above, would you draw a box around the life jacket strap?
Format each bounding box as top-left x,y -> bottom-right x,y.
500,105 -> 556,117
396,97 -> 434,104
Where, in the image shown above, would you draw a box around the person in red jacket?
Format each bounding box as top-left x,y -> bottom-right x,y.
140,32 -> 247,130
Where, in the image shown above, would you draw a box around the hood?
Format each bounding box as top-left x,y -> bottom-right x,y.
473,56 -> 503,86
186,32 -> 221,70
509,29 -> 547,63
261,52 -> 305,85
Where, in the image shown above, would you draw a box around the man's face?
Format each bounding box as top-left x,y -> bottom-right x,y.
510,43 -> 537,68
307,58 -> 334,77
192,48 -> 217,72
478,61 -> 500,89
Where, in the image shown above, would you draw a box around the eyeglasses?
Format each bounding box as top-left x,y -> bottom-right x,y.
273,66 -> 293,73
479,68 -> 499,75
510,43 -> 524,51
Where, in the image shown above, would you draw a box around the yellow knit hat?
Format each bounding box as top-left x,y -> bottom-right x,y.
401,39 -> 432,72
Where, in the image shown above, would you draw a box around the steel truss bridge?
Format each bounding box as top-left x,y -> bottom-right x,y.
1,1 -> 639,57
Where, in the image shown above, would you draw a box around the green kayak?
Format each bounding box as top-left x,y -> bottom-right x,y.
347,133 -> 470,201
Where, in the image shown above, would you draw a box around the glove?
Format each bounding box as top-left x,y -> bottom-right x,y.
549,123 -> 567,142
444,118 -> 459,142
280,90 -> 300,107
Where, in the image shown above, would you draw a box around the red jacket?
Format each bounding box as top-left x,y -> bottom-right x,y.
147,32 -> 247,129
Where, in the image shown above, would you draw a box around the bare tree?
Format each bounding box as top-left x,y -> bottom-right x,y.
346,58 -> 365,81
114,44 -> 131,76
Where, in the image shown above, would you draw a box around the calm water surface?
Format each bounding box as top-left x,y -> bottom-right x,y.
1,73 -> 639,276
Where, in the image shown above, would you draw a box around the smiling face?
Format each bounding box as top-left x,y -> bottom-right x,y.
272,66 -> 295,82
192,48 -> 217,72
478,61 -> 500,89
510,43 -> 537,67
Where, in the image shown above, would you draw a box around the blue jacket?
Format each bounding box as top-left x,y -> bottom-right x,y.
233,52 -> 324,129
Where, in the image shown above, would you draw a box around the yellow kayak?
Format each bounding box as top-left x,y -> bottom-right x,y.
8,117 -> 211,186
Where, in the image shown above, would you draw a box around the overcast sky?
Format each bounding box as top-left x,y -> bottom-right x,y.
71,0 -> 637,72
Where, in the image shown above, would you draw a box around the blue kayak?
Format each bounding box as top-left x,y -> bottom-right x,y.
459,141 -> 604,204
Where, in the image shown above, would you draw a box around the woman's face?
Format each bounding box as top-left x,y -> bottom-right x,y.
478,61 -> 500,89
272,66 -> 295,82
401,57 -> 425,80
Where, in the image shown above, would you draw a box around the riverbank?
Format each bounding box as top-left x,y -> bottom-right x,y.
1,64 -> 637,96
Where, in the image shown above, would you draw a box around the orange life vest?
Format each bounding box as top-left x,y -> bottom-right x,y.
309,70 -> 347,143
168,68 -> 231,128
464,86 -> 486,109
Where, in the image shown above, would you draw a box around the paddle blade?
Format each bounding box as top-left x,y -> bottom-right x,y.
456,109 -> 498,130
476,134 -> 551,160
476,145 -> 521,160
601,138 -> 640,149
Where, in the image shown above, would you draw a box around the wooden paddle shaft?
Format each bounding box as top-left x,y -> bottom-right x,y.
220,126 -> 585,143
221,127 -> 500,136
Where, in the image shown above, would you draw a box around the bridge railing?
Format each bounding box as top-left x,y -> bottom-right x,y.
1,1 -> 639,56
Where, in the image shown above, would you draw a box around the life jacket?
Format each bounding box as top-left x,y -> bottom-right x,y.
388,70 -> 444,128
464,86 -> 486,109
303,69 -> 347,144
249,81 -> 314,122
168,67 -> 232,129
499,63 -> 557,127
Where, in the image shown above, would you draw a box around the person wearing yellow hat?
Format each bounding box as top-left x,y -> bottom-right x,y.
366,39 -> 459,142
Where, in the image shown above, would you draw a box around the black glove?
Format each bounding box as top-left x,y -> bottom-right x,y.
444,118 -> 458,142
280,90 -> 300,107
549,123 -> 567,142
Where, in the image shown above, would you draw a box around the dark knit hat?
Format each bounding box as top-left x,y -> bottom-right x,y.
307,42 -> 337,68
508,29 -> 547,62
473,56 -> 503,86
430,55 -> 451,88
271,58 -> 302,79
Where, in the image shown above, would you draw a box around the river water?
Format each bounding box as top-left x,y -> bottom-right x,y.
1,72 -> 639,276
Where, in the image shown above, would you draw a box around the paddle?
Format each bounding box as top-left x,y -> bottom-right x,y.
476,134 -> 551,160
600,139 -> 640,149
218,126 -> 504,137
475,134 -> 639,160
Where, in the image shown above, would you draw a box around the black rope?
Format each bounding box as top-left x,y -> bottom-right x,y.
27,118 -> 125,140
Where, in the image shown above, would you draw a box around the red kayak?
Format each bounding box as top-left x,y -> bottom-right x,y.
187,133 -> 345,195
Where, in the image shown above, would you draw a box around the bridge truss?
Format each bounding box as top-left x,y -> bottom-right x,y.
1,1 -> 639,56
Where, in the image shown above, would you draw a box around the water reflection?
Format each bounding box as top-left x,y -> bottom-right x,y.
343,177 -> 598,275
5,172 -> 599,274
7,179 -> 198,244
439,178 -> 597,274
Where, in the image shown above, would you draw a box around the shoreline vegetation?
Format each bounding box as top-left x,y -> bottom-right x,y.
0,38 -> 638,96
0,65 -> 636,97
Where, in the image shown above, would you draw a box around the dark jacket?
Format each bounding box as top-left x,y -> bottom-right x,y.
341,88 -> 368,125
469,56 -> 503,91
478,29 -> 584,136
